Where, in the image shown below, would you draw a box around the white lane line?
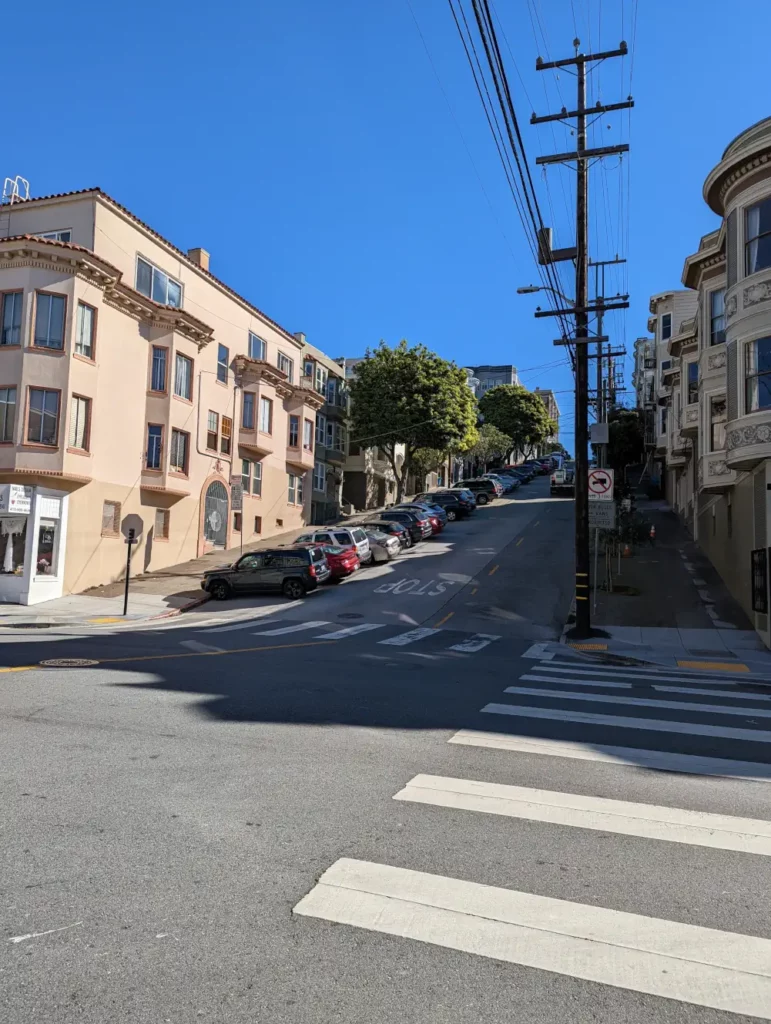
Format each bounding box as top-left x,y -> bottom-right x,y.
378,627 -> 439,647
529,664 -> 744,686
200,615 -> 289,634
394,774 -> 771,856
448,633 -> 500,653
252,621 -> 330,636
482,703 -> 771,743
502,685 -> 771,721
448,730 -> 771,782
541,659 -> 760,681
179,639 -> 225,653
293,858 -> 771,1018
655,684 -> 771,703
520,673 -> 632,690
313,624 -> 386,640
521,643 -> 555,660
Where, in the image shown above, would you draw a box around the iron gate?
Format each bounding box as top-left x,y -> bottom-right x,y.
751,548 -> 768,613
204,481 -> 228,547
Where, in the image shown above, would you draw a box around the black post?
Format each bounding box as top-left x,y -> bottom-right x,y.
573,55 -> 591,636
123,528 -> 135,616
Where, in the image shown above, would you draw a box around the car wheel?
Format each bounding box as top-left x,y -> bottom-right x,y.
282,578 -> 306,599
209,580 -> 231,601
477,493 -> 489,505
403,535 -> 413,548
446,509 -> 457,521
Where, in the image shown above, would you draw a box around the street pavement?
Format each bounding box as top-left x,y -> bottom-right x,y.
4,477 -> 771,1022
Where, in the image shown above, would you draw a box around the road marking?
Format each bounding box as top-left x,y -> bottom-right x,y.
521,642 -> 555,660
379,628 -> 439,647
87,616 -> 122,624
8,921 -> 83,944
502,684 -> 771,721
530,663 -> 746,685
0,665 -> 39,674
434,611 -> 454,628
568,642 -> 608,650
293,859 -> 771,1017
520,673 -> 632,690
533,520 -> 540,527
678,659 -> 750,672
488,564 -> 500,576
516,537 -> 524,546
447,633 -> 500,653
394,774 -> 771,856
655,684 -> 771,702
252,621 -> 330,636
448,730 -> 771,782
201,617 -> 286,634
313,623 -> 386,640
482,703 -> 771,743
470,587 -> 478,595
180,640 -> 225,653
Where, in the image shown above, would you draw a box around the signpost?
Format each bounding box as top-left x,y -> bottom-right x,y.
588,501 -> 617,529
120,514 -> 144,616
587,468 -> 614,501
231,479 -> 244,554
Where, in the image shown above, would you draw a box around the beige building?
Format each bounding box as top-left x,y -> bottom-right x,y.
533,387 -> 560,450
0,188 -> 324,603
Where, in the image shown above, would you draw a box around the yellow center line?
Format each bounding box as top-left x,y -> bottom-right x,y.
488,564 -> 500,576
434,611 -> 454,628
533,520 -> 540,527
470,587 -> 478,595
516,537 -> 524,547
0,665 -> 39,674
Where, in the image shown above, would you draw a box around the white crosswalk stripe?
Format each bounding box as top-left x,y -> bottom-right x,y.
252,621 -> 330,636
313,623 -> 386,639
520,672 -> 633,689
447,633 -> 500,653
378,627 -> 439,647
533,660 -> 756,684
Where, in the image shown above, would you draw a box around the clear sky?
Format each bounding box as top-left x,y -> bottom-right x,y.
6,0 -> 768,453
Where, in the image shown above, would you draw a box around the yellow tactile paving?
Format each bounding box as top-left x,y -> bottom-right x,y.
677,660 -> 750,673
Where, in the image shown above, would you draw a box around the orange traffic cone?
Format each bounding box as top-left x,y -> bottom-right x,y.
623,543 -> 632,557
649,525 -> 656,542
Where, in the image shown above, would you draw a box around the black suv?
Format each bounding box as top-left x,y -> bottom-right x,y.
201,546 -> 330,600
416,490 -> 473,519
452,479 -> 497,505
374,509 -> 432,542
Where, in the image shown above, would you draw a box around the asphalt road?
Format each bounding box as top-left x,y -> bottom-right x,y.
4,479 -> 771,1023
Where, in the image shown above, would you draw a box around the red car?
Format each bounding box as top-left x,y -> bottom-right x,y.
297,543 -> 359,583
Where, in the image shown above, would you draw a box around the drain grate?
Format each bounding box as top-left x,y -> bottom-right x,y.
40,658 -> 100,668
6,622 -> 53,629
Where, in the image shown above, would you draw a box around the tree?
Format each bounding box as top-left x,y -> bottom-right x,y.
468,423 -> 513,471
479,385 -> 555,461
347,341 -> 478,500
606,407 -> 645,476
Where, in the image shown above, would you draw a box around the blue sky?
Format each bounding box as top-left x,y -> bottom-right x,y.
7,0 -> 768,452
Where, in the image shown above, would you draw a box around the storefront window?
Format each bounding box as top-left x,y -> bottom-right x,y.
36,518 -> 58,576
0,517 -> 26,574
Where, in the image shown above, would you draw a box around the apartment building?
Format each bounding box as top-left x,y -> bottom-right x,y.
298,337 -> 348,524
465,363 -> 519,397
533,387 -> 560,443
0,188 -> 322,603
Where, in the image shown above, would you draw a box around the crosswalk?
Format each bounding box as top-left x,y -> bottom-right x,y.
294,654 -> 771,1018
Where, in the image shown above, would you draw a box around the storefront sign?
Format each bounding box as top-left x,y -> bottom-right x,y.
0,484 -> 32,515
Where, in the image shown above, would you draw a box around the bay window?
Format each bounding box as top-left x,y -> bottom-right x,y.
745,337 -> 771,412
710,398 -> 727,452
745,198 -> 771,276
709,289 -> 725,346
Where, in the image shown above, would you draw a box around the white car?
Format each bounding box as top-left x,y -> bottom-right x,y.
294,526 -> 372,564
365,529 -> 401,563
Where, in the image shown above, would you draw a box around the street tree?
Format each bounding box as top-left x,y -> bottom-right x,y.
479,384 -> 555,461
468,423 -> 513,471
347,341 -> 478,500
606,407 -> 645,476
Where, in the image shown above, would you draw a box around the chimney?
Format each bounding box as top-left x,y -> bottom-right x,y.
187,247 -> 210,272
294,331 -> 307,345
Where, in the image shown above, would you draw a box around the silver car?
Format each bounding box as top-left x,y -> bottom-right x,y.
365,529 -> 401,563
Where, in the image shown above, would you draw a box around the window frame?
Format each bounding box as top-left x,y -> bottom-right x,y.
313,460 -> 326,492
174,352 -> 193,402
169,428 -> 190,475
288,472 -> 304,506
221,415 -> 232,455
315,413 -> 326,446
37,229 -> 72,242
0,385 -> 16,443
206,410 -> 219,451
32,290 -> 66,351
745,197 -> 771,278
68,394 -> 91,453
217,343 -> 229,384
241,458 -> 252,494
252,460 -> 262,496
259,396 -> 273,435
101,500 -> 121,538
709,288 -> 726,346
248,332 -> 266,361
0,290 -> 23,347
277,351 -> 294,383
150,346 -> 168,394
288,414 -> 300,448
744,336 -> 771,414
709,396 -> 727,452
242,391 -> 256,430
155,508 -> 170,541
303,418 -> 314,451
25,387 -> 60,447
74,301 -> 97,361
146,423 -> 164,470
660,313 -> 672,342
687,361 -> 699,404
136,255 -> 183,308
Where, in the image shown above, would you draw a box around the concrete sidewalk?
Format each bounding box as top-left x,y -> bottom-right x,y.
565,500 -> 771,672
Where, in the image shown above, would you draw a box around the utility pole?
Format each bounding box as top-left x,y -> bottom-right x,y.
590,257 -> 627,468
531,40 -> 632,638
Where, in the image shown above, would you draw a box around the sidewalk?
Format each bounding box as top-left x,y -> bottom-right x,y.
566,500 -> 771,672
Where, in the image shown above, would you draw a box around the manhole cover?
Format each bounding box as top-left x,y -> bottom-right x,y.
336,613 -> 364,620
40,658 -> 100,668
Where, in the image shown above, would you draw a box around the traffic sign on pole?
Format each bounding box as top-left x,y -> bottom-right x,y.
588,467 -> 614,501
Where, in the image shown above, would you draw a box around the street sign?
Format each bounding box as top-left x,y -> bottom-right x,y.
588,467 -> 614,501
589,500 -> 617,529
231,482 -> 243,512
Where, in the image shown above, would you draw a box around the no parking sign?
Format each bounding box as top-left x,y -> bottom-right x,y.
588,468 -> 614,501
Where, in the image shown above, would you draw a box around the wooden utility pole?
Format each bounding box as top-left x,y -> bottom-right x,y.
531,40 -> 632,638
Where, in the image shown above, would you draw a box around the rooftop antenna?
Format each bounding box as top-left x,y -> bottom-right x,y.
2,176 -> 30,204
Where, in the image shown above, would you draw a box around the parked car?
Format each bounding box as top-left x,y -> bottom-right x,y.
201,546 -> 330,600
501,468 -> 531,484
393,505 -> 443,535
415,491 -> 473,519
452,478 -> 498,505
365,529 -> 402,562
550,459 -> 576,496
295,542 -> 359,583
374,508 -> 433,540
363,519 -> 412,548
393,501 -> 447,528
294,526 -> 372,564
483,473 -> 518,493
449,487 -> 477,509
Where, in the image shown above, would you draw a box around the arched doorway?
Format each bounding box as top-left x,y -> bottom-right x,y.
203,480 -> 228,548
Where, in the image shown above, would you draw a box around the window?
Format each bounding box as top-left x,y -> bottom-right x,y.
660,313 -> 672,341
155,508 -> 170,540
34,292 -> 65,349
1,292 -> 22,345
277,351 -> 294,383
174,353 -> 193,400
303,419 -> 313,451
0,387 -> 15,442
304,358 -> 314,379
27,388 -> 59,445
68,395 -> 90,451
242,391 -> 255,429
248,332 -> 266,361
326,379 -> 336,403
259,396 -> 272,433
146,424 -> 163,469
136,256 -> 182,308
316,364 -> 328,394
221,415 -> 232,455
745,198 -> 771,276
687,362 -> 699,404
233,511 -> 242,532
37,230 -> 71,242
315,413 -> 326,446
206,410 -> 219,450
660,359 -> 671,372
710,289 -> 726,346
745,337 -> 771,412
36,518 -> 59,576
288,415 -> 299,447
75,302 -> 95,359
253,460 -> 262,496
241,458 -> 252,493
313,461 -> 326,492
217,343 -> 229,384
102,500 -> 121,536
288,472 -> 304,505
170,428 -> 189,473
727,496 -> 733,539
660,406 -> 668,436
254,515 -> 262,534
151,347 -> 167,392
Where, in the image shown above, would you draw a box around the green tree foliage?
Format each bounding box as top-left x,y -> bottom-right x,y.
606,407 -> 645,474
468,423 -> 513,470
347,341 -> 478,500
479,385 -> 555,460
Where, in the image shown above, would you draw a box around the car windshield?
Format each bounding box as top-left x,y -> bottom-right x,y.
322,546 -> 346,556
